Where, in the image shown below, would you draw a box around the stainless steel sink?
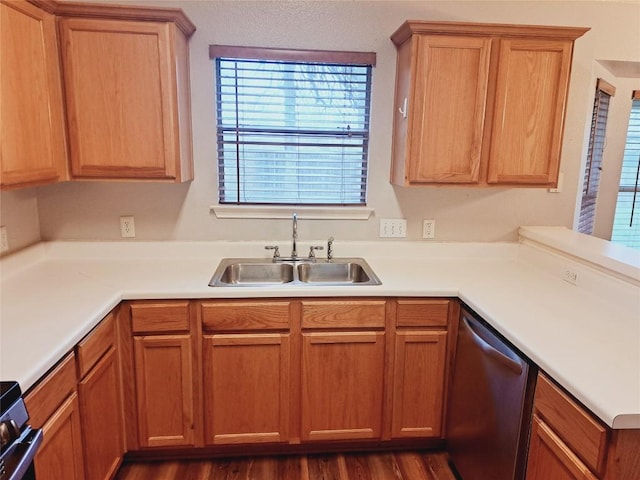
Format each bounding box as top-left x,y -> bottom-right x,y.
212,261 -> 294,286
209,258 -> 381,287
297,262 -> 374,284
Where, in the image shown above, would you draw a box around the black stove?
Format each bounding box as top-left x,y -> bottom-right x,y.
0,382 -> 43,480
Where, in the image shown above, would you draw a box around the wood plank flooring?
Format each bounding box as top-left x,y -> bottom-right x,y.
114,451 -> 458,480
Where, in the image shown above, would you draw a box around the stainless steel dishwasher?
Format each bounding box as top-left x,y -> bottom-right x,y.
447,306 -> 537,480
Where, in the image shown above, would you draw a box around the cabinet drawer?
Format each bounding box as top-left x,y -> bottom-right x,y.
200,301 -> 291,331
534,374 -> 608,476
396,299 -> 450,327
301,300 -> 386,329
527,414 -> 598,480
25,353 -> 77,428
76,313 -> 115,378
130,301 -> 190,333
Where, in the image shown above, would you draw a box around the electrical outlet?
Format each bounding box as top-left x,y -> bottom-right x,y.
120,216 -> 135,238
0,226 -> 8,253
379,219 -> 407,238
562,267 -> 578,285
422,219 -> 436,239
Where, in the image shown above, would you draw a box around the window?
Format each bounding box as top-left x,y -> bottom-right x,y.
210,45 -> 375,206
578,79 -> 616,234
611,91 -> 640,249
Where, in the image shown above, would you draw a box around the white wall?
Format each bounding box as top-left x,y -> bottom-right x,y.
3,0 -> 639,250
0,190 -> 40,253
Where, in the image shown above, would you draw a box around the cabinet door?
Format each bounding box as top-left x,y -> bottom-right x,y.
488,38 -> 573,185
134,335 -> 194,447
391,330 -> 447,438
407,35 -> 491,183
0,0 -> 67,188
78,348 -> 124,480
526,415 -> 597,480
203,333 -> 290,445
59,18 -> 183,180
34,393 -> 85,480
301,331 -> 385,441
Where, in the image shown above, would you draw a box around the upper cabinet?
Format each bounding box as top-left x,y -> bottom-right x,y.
390,21 -> 589,188
57,2 -> 195,181
1,0 -> 195,190
1,0 -> 68,189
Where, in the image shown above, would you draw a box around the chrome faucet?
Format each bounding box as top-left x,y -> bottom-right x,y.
291,213 -> 298,260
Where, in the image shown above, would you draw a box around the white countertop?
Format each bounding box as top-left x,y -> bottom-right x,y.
1,227 -> 639,429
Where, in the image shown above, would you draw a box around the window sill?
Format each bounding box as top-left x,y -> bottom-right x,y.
210,205 -> 374,220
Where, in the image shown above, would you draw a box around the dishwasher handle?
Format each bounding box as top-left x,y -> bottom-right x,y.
462,315 -> 523,375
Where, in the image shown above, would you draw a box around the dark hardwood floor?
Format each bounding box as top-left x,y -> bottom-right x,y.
114,451 -> 458,480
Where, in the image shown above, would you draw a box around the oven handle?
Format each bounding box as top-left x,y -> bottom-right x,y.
6,427 -> 43,480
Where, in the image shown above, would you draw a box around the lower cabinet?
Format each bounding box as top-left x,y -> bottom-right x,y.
391,330 -> 447,438
78,348 -> 123,480
527,414 -> 597,480
35,393 -> 85,480
203,333 -> 290,445
25,312 -> 125,480
25,354 -> 85,480
76,312 -> 124,480
200,300 -> 292,446
300,299 -> 387,442
121,298 -> 457,451
391,299 -> 453,439
123,298 -> 449,448
133,334 -> 195,447
526,374 -> 607,480
301,330 -> 385,441
129,301 -> 196,448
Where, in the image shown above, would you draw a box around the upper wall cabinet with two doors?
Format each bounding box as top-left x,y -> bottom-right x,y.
0,0 -> 195,190
390,21 -> 589,188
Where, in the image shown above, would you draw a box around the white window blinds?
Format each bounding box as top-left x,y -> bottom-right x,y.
611,92 -> 640,249
578,79 -> 615,234
210,46 -> 375,206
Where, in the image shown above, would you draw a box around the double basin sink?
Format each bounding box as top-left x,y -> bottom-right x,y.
209,258 -> 382,287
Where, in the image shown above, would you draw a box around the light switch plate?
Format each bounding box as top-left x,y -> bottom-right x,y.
379,219 -> 406,238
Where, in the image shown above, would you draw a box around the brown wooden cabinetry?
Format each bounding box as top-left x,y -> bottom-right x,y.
391,330 -> 447,438
526,374 -> 609,480
390,299 -> 452,439
524,374 -> 640,480
300,300 -> 386,442
487,38 -> 574,185
57,4 -> 195,181
0,0 -> 68,189
25,354 -> 84,480
129,301 -> 197,448
527,414 -> 598,480
390,21 -> 588,187
76,313 -> 124,480
200,300 -> 291,445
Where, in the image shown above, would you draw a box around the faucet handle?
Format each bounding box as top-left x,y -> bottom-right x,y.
265,245 -> 280,261
308,245 -> 323,260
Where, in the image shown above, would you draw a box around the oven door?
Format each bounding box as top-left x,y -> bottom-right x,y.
1,426 -> 43,480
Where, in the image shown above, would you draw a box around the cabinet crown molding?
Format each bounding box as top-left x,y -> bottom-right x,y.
29,0 -> 196,36
391,20 -> 589,46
